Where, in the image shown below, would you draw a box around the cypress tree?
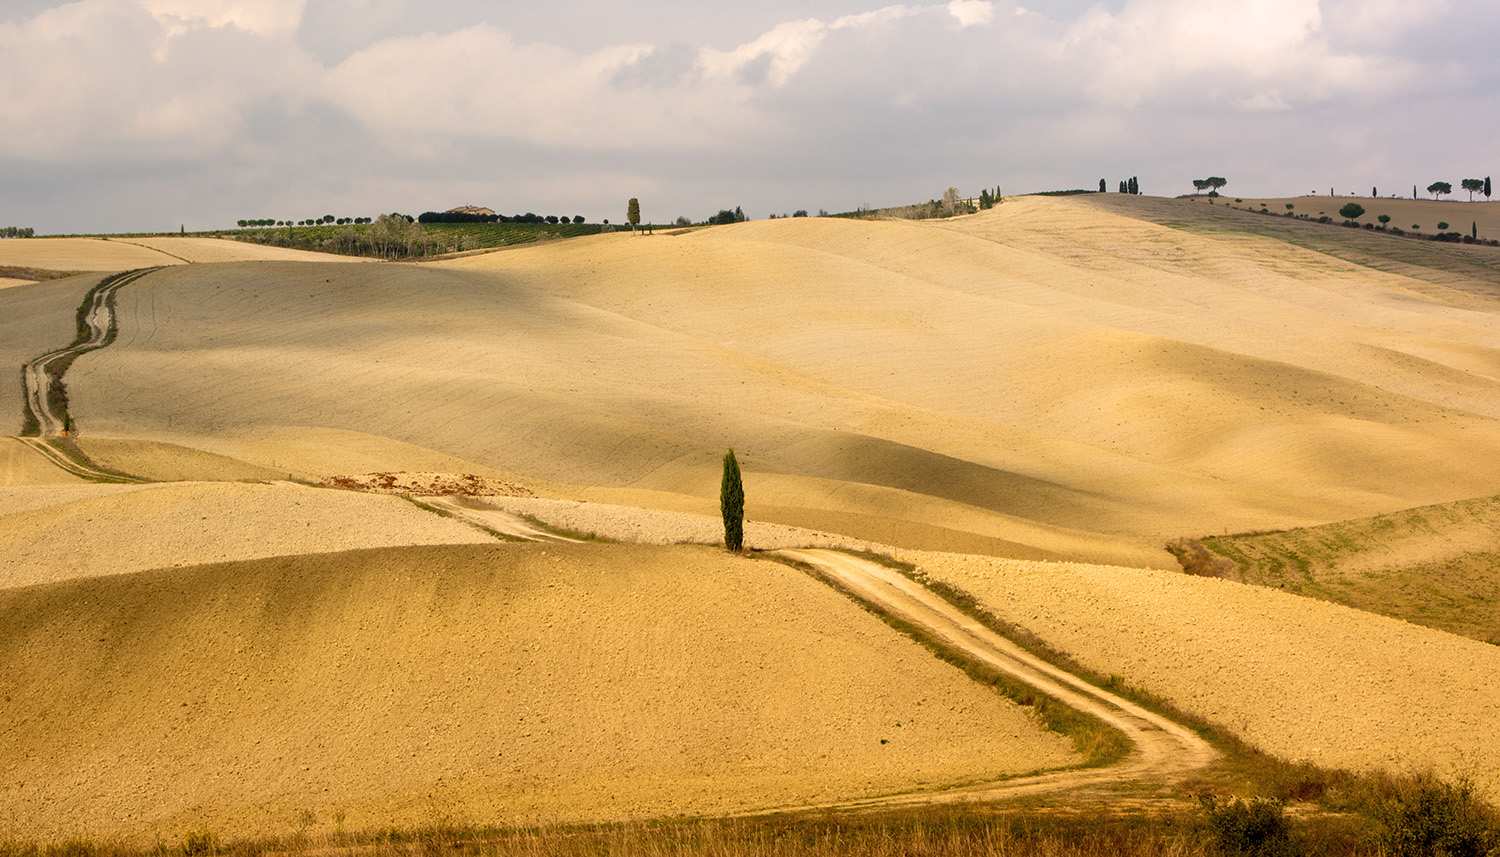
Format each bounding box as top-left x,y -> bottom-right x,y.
1486,177 -> 1492,199
721,449 -> 744,552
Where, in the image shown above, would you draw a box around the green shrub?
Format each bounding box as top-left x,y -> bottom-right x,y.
178,830 -> 219,857
1375,775 -> 1498,857
1199,795 -> 1292,856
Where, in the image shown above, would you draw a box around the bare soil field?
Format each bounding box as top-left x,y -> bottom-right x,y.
0,236 -> 368,270
0,238 -> 179,270
73,437 -> 290,483
0,438 -> 85,486
911,551 -> 1500,800
0,543 -> 1076,843
100,236 -> 374,264
0,481 -> 493,589
6,196 -> 1500,841
1096,194 -> 1500,306
46,196 -> 1500,564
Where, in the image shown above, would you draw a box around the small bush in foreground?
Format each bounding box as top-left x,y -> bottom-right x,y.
1374,775 -> 1498,857
1199,795 -> 1292,856
178,830 -> 220,857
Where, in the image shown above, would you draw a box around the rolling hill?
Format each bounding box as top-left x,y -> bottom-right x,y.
37,195 -> 1500,565
0,542 -> 1075,842
4,195 -> 1500,841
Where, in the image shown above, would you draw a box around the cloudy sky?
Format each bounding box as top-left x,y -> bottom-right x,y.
2,0 -> 1498,234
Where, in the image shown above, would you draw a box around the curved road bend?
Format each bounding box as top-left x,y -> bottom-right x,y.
772,548 -> 1218,809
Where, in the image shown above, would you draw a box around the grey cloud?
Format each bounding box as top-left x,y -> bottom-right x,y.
609,42 -> 701,89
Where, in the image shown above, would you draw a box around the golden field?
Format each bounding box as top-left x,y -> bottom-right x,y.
3,195 -> 1499,842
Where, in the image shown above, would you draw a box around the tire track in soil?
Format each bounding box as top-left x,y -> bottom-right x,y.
765,548 -> 1218,811
18,267 -> 161,482
399,499 -> 1218,808
421,495 -> 586,542
21,267 -> 162,437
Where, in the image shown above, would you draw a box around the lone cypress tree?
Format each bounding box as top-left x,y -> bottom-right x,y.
1486,177 -> 1492,200
627,198 -> 641,233
721,449 -> 744,552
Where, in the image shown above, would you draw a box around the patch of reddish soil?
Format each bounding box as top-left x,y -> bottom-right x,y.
321,471 -> 534,497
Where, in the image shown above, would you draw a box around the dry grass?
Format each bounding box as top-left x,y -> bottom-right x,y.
6,767 -> 1497,857
1182,495 -> 1500,644
0,265 -> 80,282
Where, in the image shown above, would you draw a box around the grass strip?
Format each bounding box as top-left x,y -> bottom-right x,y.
0,266 -> 84,282
41,437 -> 146,484
400,495 -> 524,542
14,784 -> 1489,857
18,366 -> 40,436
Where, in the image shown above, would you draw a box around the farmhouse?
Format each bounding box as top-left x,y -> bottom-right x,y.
446,205 -> 496,216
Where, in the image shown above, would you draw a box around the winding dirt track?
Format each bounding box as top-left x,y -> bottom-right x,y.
409,496 -> 1219,805
773,548 -> 1218,808
22,267 -> 160,437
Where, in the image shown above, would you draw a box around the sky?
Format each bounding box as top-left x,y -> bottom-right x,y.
2,0 -> 1498,234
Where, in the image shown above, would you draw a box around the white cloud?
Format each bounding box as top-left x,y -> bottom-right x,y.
947,0 -> 993,27
0,0 -> 319,160
699,6 -> 920,86
699,18 -> 831,85
324,24 -> 752,150
1060,0 -> 1413,107
139,0 -> 306,37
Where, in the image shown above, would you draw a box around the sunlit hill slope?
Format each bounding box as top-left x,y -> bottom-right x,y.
39,195 -> 1500,565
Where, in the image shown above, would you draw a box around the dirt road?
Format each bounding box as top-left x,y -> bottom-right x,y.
421,495 -> 586,542
402,496 -> 1218,805
22,267 -> 159,437
776,548 -> 1218,808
